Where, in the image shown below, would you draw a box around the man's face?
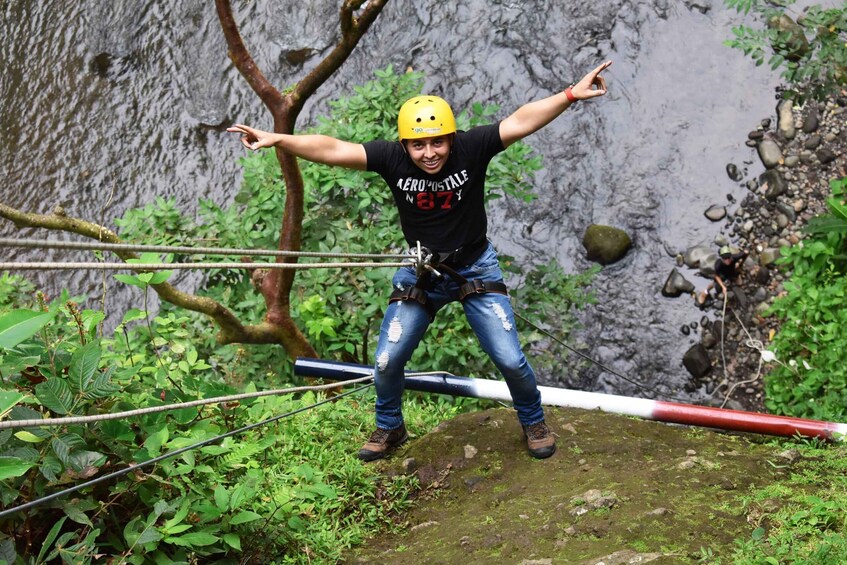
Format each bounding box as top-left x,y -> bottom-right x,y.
404,135 -> 452,174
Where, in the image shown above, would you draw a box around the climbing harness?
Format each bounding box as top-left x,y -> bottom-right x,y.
389,240 -> 508,320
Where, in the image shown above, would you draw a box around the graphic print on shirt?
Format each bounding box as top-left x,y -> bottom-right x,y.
396,169 -> 469,211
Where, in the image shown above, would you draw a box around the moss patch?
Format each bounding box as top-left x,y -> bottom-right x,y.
345,407 -> 791,564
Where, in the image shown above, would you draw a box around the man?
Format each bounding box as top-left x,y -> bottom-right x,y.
228,60 -> 612,461
699,245 -> 748,304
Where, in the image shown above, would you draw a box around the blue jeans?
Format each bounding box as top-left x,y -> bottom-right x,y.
372,242 -> 545,430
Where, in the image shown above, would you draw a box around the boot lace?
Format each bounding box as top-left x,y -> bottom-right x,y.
368,428 -> 391,444
525,422 -> 550,441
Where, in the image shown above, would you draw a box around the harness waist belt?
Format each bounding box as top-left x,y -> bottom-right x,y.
438,237 -> 489,269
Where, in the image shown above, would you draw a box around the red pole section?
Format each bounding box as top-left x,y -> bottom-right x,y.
652,401 -> 847,441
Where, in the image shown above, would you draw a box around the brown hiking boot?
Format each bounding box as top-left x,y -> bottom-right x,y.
358,424 -> 408,461
522,421 -> 556,459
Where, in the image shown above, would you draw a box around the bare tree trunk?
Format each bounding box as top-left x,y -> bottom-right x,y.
215,0 -> 388,354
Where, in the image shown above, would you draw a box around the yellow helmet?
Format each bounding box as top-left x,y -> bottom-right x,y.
397,95 -> 457,140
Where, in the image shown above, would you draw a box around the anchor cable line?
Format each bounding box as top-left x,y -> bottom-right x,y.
0,383 -> 374,520
0,237 -> 410,259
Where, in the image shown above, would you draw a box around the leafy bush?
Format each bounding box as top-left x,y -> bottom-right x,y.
724,0 -> 847,102
0,299 -> 427,563
764,177 -> 847,421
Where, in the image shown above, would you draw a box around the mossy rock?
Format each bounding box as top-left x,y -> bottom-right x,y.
582,224 -> 632,265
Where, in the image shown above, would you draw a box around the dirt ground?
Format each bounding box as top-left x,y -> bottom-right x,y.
344,407 -> 801,564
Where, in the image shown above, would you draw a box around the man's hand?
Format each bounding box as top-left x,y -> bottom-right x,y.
571,60 -> 612,101
226,124 -> 279,151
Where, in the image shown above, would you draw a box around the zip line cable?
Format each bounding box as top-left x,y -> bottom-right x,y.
0,237 -> 410,259
0,261 -> 408,271
0,376 -> 374,430
0,383 -> 373,520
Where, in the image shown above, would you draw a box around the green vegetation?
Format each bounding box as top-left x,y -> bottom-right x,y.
764,177 -> 847,421
721,2 -> 847,563
724,0 -> 847,102
0,67 -> 595,562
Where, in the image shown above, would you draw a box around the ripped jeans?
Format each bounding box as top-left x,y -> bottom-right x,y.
372,242 -> 544,430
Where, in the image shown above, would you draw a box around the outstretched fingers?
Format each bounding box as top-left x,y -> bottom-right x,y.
227,124 -> 269,150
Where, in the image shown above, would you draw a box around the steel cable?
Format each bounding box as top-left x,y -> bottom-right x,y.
0,383 -> 373,520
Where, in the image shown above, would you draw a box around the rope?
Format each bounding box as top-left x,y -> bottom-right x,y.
720,310 -> 765,409
0,376 -> 374,430
0,383 -> 373,520
0,261 -> 408,271
0,237 -> 409,259
514,311 -> 691,403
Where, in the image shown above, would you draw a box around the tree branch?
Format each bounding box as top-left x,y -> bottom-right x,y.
0,202 -> 311,350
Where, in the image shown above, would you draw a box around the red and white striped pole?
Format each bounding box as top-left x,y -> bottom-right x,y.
294,358 -> 847,441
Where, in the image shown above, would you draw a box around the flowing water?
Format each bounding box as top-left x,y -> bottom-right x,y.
1,0 -> 790,399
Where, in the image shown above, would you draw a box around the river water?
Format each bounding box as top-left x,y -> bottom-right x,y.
1,0 -> 792,399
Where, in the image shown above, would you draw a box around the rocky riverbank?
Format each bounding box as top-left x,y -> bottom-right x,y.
665,90 -> 847,413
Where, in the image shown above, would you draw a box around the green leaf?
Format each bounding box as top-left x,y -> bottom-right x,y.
35,378 -> 74,415
0,390 -> 25,419
69,340 -> 102,394
113,274 -> 147,289
223,533 -> 242,551
63,502 -> 94,527
37,516 -> 67,563
13,431 -> 45,443
0,309 -> 55,350
229,510 -> 262,525
0,456 -> 35,480
50,433 -> 86,468
166,531 -> 219,547
214,485 -> 230,511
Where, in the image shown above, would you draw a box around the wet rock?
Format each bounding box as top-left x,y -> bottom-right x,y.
804,134 -> 822,150
755,266 -> 771,285
757,138 -> 783,169
776,99 -> 796,140
704,205 -> 727,221
662,268 -> 695,297
817,148 -> 837,165
775,201 -> 797,222
698,254 -> 718,278
683,343 -> 711,378
802,105 -> 820,133
760,248 -> 781,266
759,169 -> 788,200
681,325 -> 690,335
582,224 -> 632,265
784,155 -> 800,167
747,130 -> 764,141
767,14 -> 810,61
701,331 -> 717,349
726,163 -> 743,182
683,245 -> 713,268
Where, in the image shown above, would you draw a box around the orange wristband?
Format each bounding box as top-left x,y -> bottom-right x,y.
564,86 -> 577,103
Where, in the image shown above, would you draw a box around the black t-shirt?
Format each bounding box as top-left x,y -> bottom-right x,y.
363,123 -> 504,252
714,253 -> 745,282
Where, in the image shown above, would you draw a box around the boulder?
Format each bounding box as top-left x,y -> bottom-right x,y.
683,245 -> 713,268
704,205 -> 727,221
683,344 -> 712,378
582,224 -> 632,265
757,138 -> 783,169
662,268 -> 695,298
776,99 -> 796,140
759,169 -> 788,200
